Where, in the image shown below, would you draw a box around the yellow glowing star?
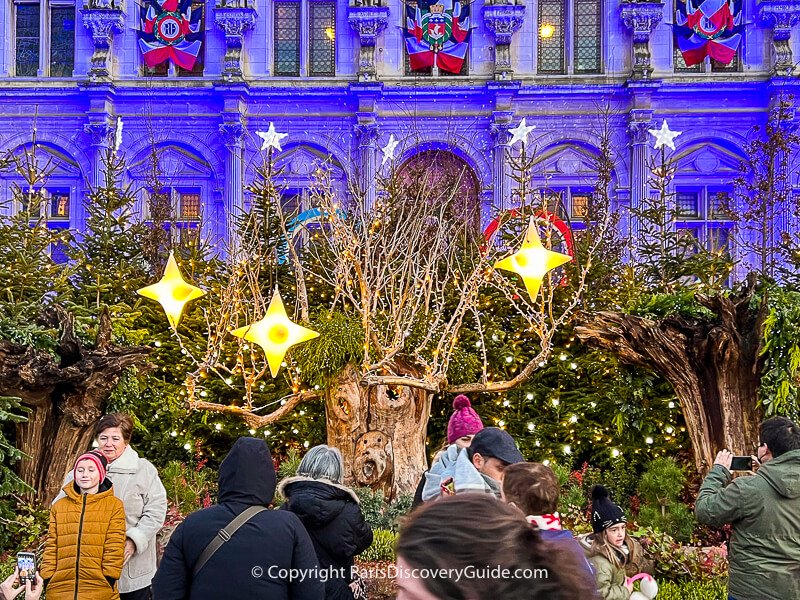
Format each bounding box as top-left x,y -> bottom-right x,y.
137,251 -> 205,328
230,289 -> 319,378
494,218 -> 573,300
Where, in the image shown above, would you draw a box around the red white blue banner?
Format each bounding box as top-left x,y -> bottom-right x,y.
674,0 -> 742,66
405,0 -> 470,74
138,0 -> 203,70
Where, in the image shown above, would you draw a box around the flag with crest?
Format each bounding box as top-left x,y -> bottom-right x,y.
138,0 -> 203,70
405,0 -> 470,74
674,0 -> 743,66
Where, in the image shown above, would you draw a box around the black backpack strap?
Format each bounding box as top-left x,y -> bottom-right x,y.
193,505 -> 267,577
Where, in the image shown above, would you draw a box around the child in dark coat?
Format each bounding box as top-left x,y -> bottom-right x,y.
502,462 -> 600,599
279,445 -> 373,600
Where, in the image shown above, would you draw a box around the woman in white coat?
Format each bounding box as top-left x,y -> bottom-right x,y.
57,413 -> 167,600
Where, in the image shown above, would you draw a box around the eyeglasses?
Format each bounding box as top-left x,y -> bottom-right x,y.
752,441 -> 766,451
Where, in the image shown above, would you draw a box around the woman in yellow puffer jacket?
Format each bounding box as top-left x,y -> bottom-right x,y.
41,450 -> 126,600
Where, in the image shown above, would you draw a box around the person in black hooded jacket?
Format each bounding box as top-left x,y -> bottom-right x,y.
152,437 -> 324,600
278,445 -> 373,600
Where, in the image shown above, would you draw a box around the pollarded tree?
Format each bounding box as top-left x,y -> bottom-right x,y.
181,125 -> 614,498
577,104 -> 800,472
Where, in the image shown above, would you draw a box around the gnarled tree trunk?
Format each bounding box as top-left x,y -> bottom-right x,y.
325,362 -> 431,500
0,307 -> 149,504
575,280 -> 764,472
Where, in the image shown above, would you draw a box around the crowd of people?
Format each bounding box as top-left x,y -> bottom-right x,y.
1,400 -> 799,600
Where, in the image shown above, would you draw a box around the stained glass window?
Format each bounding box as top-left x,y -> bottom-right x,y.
49,190 -> 70,219
673,47 -> 702,73
274,2 -> 301,76
309,2 -> 335,76
50,6 -> 75,77
538,0 -> 565,74
16,3 -> 40,77
676,191 -> 700,218
180,192 -> 201,220
573,0 -> 600,74
571,193 -> 591,219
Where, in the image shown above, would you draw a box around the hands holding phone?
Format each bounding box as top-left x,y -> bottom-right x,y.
0,568 -> 43,600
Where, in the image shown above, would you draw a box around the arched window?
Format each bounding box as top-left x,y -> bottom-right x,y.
396,149 -> 481,231
0,142 -> 83,262
671,141 -> 741,257
537,0 -> 601,75
127,143 -> 215,246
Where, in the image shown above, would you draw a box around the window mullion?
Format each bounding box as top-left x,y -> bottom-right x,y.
300,0 -> 308,77
40,0 -> 48,76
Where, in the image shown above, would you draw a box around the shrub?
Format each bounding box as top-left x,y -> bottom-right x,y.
356,488 -> 413,533
656,579 -> 727,600
358,529 -> 397,562
637,458 -> 694,542
160,460 -> 217,516
632,526 -> 728,582
0,496 -> 49,554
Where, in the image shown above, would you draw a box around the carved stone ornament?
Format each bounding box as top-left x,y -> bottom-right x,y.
84,120 -> 115,146
483,4 -> 525,81
81,8 -> 125,81
619,1 -> 664,80
348,6 -> 390,83
758,0 -> 800,77
219,118 -> 246,147
215,4 -> 258,81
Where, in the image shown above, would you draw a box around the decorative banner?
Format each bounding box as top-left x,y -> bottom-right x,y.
138,0 -> 203,70
674,0 -> 742,66
405,0 -> 470,74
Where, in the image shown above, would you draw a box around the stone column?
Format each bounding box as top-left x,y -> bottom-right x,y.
619,1 -> 664,80
482,3 -> 525,81
214,0 -> 258,82
355,117 -> 379,210
348,4 -> 390,83
758,1 -> 800,77
490,111 -> 514,211
219,117 -> 246,242
81,4 -> 126,82
627,111 -> 654,242
82,118 -> 114,233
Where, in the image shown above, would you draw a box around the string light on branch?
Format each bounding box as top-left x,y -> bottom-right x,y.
230,288 -> 320,378
137,251 -> 205,328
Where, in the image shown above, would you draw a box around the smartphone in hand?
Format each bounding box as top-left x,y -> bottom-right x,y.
16,552 -> 37,586
730,456 -> 754,471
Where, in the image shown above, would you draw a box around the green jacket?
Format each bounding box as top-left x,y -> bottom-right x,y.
586,553 -> 629,600
695,449 -> 800,600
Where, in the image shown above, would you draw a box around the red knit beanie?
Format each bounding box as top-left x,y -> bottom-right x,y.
447,395 -> 484,444
74,449 -> 108,484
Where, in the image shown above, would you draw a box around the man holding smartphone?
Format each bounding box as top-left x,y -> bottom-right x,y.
695,416 -> 800,600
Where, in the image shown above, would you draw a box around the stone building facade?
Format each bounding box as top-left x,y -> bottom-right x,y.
0,0 -> 798,266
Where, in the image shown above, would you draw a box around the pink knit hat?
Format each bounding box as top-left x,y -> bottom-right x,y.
73,449 -> 108,484
447,395 -> 484,444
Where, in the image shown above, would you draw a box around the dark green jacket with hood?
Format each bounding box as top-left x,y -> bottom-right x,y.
695,449 -> 800,600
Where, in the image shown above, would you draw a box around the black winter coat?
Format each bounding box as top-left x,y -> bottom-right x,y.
152,437 -> 324,600
279,477 -> 373,600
